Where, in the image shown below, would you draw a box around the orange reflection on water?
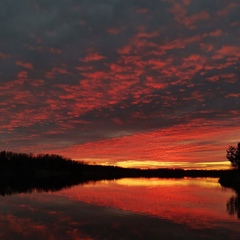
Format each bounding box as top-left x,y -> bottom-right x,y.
114,177 -> 220,188
59,178 -> 235,229
1,178 -> 239,239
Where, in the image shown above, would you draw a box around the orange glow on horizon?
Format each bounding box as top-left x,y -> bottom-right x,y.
97,160 -> 231,170
50,120 -> 239,170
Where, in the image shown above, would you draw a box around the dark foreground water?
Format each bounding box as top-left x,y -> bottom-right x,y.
0,178 -> 239,240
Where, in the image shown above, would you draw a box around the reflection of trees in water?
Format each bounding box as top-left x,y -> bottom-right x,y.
226,191 -> 240,219
219,170 -> 240,220
0,178 -> 88,196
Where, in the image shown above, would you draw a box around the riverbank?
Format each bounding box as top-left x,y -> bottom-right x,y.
0,150 -> 237,195
218,170 -> 240,191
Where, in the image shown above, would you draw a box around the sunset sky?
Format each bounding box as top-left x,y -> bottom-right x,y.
1,0 -> 239,169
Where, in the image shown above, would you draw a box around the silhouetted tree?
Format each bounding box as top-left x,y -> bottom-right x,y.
226,143 -> 240,170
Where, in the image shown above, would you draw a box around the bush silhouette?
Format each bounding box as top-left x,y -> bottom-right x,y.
226,143 -> 240,170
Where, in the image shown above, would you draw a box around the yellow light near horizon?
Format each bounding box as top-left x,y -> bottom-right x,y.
74,157 -> 231,170
113,160 -> 189,169
102,160 -> 231,170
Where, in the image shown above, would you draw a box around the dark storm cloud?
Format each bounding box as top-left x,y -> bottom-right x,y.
0,0 -> 239,164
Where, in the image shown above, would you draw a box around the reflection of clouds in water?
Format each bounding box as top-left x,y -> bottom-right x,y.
0,179 -> 240,239
0,194 -> 239,240
58,178 -> 237,230
0,193 -> 202,240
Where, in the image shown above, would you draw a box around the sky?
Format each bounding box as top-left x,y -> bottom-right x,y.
0,0 -> 240,169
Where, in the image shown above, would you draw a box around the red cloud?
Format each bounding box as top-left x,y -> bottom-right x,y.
50,48 -> 63,54
183,11 -> 210,29
217,2 -> 239,16
212,46 -> 240,60
225,93 -> 240,98
17,71 -> 28,79
16,61 -> 33,69
146,59 -> 168,69
145,76 -> 167,90
30,79 -> 45,87
112,117 -> 123,125
220,74 -> 237,83
182,54 -> 206,73
81,51 -> 106,62
107,27 -> 124,35
169,1 -> 210,29
118,45 -> 132,55
45,67 -> 70,79
136,31 -> 159,38
199,43 -> 214,52
170,2 -> 187,25
207,76 -> 219,82
208,29 -> 223,37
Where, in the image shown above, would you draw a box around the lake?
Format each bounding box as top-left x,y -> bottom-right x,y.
0,178 -> 239,239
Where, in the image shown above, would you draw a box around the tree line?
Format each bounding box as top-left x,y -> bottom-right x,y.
0,141 -> 239,181
0,151 -> 85,178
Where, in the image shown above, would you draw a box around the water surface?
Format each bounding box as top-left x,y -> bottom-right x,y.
0,178 -> 239,239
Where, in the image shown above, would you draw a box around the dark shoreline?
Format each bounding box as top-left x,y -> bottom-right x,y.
218,170 -> 240,191
0,165 -> 236,196
0,150 -> 238,195
77,165 -> 234,181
